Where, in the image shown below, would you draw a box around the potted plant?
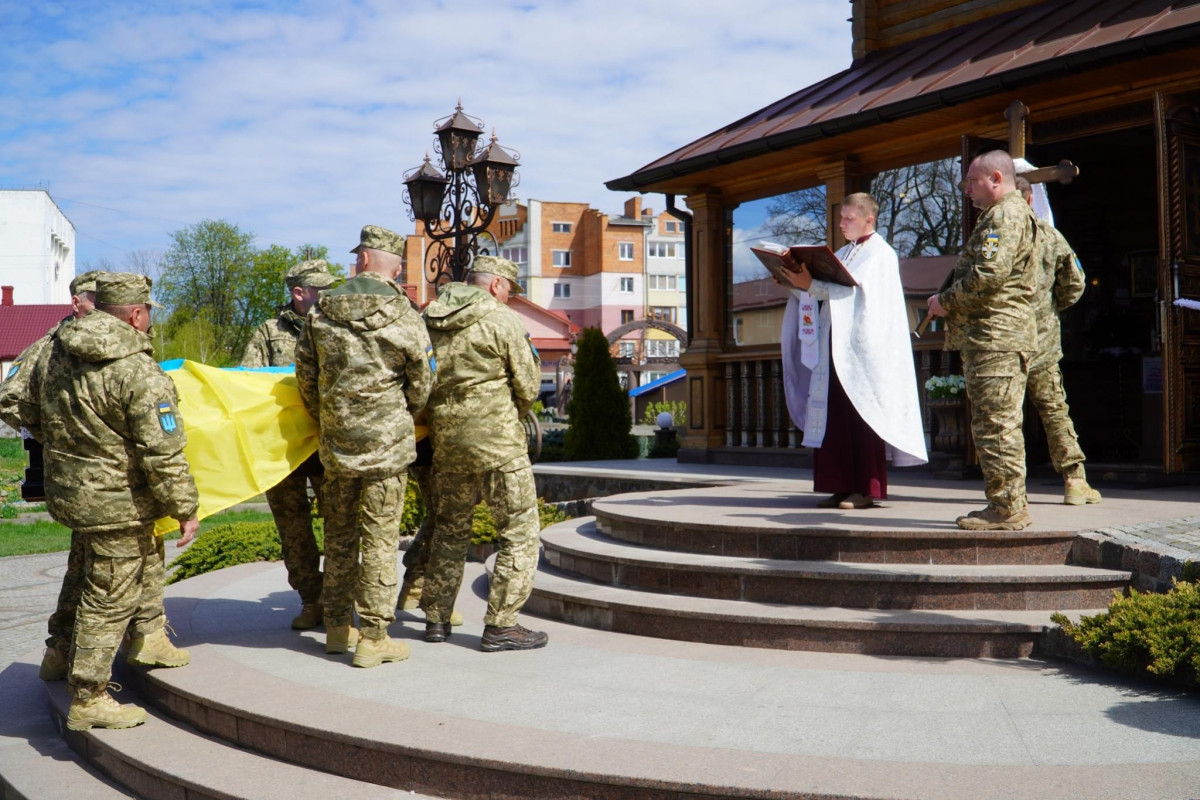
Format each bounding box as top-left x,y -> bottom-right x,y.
925,374 -> 966,452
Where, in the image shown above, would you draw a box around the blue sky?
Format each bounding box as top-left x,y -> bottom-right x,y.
0,1 -> 851,272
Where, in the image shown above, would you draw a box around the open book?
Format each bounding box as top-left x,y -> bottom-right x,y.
750,242 -> 858,287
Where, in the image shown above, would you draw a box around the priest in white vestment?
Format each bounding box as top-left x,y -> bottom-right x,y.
778,193 -> 927,509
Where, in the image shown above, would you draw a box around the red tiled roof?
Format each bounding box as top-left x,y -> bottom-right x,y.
608,0 -> 1200,191
509,295 -> 582,333
0,305 -> 71,360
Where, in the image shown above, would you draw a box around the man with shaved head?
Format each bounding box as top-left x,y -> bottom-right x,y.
927,149 -> 1040,530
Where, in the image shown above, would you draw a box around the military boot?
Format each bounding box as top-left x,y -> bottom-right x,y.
126,627 -> 190,668
480,623 -> 549,652
1064,478 -> 1102,506
956,506 -> 1033,531
66,683 -> 147,731
352,636 -> 410,668
396,577 -> 422,611
39,646 -> 68,681
291,602 -> 323,630
325,625 -> 360,654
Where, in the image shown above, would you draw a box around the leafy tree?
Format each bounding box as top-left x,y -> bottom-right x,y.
564,327 -> 638,460
765,185 -> 827,244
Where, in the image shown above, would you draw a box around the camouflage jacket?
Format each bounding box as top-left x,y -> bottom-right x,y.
939,191 -> 1039,352
241,306 -> 305,368
294,271 -> 433,478
19,310 -> 199,533
1031,219 -> 1086,367
423,283 -> 540,471
0,317 -> 68,433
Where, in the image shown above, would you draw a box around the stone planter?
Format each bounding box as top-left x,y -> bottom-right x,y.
928,397 -> 966,453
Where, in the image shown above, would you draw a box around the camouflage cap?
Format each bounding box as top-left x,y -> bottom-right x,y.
96,272 -> 162,308
350,225 -> 405,257
470,255 -> 524,294
69,269 -> 105,296
286,259 -> 338,290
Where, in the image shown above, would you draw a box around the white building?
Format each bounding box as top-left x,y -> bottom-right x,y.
0,190 -> 76,304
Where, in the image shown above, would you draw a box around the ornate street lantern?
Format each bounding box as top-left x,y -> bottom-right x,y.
402,102 -> 521,285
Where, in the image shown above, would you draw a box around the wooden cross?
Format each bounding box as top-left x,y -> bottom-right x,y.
1005,99 -> 1080,185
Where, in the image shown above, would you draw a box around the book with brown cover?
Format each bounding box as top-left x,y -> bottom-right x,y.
750,243 -> 859,287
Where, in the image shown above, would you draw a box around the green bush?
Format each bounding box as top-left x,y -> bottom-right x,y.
0,438 -> 23,461
1051,575 -> 1200,685
642,400 -> 687,428
564,327 -> 637,460
167,519 -> 325,585
468,499 -> 571,545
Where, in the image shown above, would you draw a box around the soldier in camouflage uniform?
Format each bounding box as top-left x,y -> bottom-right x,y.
294,226 -> 433,668
241,259 -> 338,629
0,270 -> 103,682
1015,177 -> 1102,506
20,273 -> 200,731
928,150 -> 1040,531
419,255 -> 547,652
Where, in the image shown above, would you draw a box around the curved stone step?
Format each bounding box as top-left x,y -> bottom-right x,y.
524,561 -> 1102,658
542,519 -> 1130,611
591,487 -> 1078,564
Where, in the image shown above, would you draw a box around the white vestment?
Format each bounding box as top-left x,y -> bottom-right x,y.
781,234 -> 928,467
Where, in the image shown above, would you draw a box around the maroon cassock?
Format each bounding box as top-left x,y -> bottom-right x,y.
812,361 -> 888,499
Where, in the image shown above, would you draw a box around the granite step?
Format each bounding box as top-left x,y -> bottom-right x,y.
592,489 -> 1078,564
41,665 -> 430,800
542,519 -> 1130,611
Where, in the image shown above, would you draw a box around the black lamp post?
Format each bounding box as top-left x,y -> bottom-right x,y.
403,102 -> 520,285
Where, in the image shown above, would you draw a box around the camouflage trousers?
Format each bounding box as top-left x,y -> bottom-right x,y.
46,531 -> 84,653
265,467 -> 323,605
1026,362 -> 1087,480
400,464 -> 436,592
421,455 -> 539,628
964,351 -> 1031,514
321,472 -> 405,639
70,524 -> 165,699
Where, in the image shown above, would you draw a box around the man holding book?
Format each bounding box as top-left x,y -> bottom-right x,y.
774,193 -> 927,509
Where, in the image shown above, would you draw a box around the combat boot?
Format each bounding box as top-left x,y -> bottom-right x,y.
291,602 -> 323,630
1064,478 -> 1102,506
352,636 -> 410,668
480,623 -> 548,652
956,506 -> 1033,531
126,626 -> 190,668
66,683 -> 147,731
396,577 -> 422,610
425,622 -> 450,643
39,646 -> 68,681
325,625 -> 360,654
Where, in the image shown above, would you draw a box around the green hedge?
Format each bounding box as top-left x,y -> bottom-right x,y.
1051,574 -> 1200,685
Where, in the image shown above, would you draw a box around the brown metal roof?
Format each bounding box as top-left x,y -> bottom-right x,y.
608,0 -> 1200,192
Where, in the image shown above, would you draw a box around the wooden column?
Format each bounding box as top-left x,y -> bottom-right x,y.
818,160 -> 862,250
678,191 -> 729,458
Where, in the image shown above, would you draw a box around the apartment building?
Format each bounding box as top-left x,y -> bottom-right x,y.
0,189 -> 75,305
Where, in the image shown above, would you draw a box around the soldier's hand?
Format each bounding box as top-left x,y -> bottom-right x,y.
177,516 -> 200,547
927,294 -> 948,318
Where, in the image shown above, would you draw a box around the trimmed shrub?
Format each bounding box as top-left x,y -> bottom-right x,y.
642,400 -> 687,428
167,520 -> 325,585
564,327 -> 637,460
1051,574 -> 1200,685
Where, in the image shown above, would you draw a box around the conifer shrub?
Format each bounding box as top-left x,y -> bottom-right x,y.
1051,574 -> 1200,685
564,327 -> 638,460
167,520 -> 326,585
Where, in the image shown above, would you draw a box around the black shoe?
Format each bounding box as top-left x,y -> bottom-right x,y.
424,622 -> 449,643
480,624 -> 548,652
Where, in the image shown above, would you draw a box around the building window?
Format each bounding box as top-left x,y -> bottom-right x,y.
618,242 -> 634,260
620,309 -> 634,324
677,275 -> 686,292
619,277 -> 634,293
552,222 -> 572,234
648,242 -> 678,259
552,250 -> 572,267
502,246 -> 528,264
649,306 -> 677,323
664,221 -> 677,233
515,278 -> 528,293
618,341 -> 635,358
648,274 -> 676,291
645,339 -> 680,358
553,283 -> 571,299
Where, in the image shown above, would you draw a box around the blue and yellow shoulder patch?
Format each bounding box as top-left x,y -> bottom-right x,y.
981,229 -> 1001,261
157,401 -> 178,433
525,332 -> 540,363
1072,253 -> 1083,272
425,344 -> 437,374
6,356 -> 22,379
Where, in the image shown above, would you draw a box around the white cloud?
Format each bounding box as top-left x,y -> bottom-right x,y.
0,1 -> 852,267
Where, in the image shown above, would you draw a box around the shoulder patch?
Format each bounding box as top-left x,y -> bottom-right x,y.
982,229 -> 1001,261
6,356 -> 21,379
525,332 -> 540,363
1072,253 -> 1082,272
157,401 -> 179,433
425,344 -> 437,374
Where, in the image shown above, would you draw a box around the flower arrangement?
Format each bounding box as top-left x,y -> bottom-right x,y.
925,374 -> 965,400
